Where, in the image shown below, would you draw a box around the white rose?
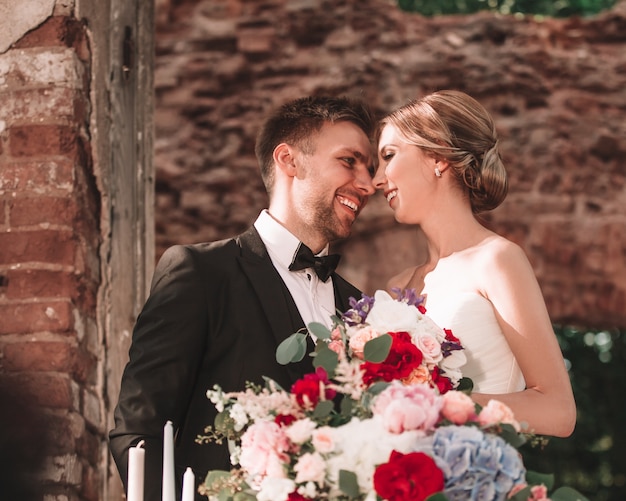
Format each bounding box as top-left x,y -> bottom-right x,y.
440,350 -> 467,386
294,452 -> 327,484
312,426 -> 336,453
366,290 -> 421,333
410,314 -> 447,342
257,477 -> 296,501
286,417 -> 317,444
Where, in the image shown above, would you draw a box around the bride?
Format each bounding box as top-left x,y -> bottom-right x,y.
373,90 -> 576,437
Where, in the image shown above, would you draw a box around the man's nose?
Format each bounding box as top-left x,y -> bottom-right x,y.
355,168 -> 376,196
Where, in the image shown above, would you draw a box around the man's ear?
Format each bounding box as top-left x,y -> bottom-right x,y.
273,143 -> 297,178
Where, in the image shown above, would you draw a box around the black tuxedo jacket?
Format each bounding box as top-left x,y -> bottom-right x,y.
109,227 -> 360,501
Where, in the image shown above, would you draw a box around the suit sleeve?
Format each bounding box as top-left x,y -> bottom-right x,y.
109,245 -> 210,501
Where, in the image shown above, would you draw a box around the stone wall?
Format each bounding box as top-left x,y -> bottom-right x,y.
154,0 -> 626,328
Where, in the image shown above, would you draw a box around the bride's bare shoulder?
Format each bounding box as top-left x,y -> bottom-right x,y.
475,234 -> 529,271
480,234 -> 525,258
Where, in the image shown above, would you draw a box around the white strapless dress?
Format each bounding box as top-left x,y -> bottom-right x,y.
424,292 -> 525,394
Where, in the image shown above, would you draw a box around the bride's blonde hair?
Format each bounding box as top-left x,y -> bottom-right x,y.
381,90 -> 508,213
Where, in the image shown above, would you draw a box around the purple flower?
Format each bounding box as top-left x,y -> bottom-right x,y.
391,288 -> 426,309
342,294 -> 375,326
441,340 -> 464,358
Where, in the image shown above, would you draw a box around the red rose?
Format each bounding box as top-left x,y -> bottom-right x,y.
431,366 -> 453,394
361,331 -> 423,386
274,414 -> 297,427
373,450 -> 444,501
290,367 -> 336,409
287,492 -> 311,501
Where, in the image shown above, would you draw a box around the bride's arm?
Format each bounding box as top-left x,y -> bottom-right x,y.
473,239 -> 577,437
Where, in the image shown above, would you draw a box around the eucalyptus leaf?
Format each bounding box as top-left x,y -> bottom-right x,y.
366,381 -> 391,396
233,492 -> 257,501
217,490 -> 233,501
425,493 -> 450,501
313,343 -> 339,377
508,486 -> 532,501
329,314 -> 343,326
338,469 -> 360,498
276,332 -> 308,364
204,470 -> 231,487
499,423 -> 527,448
340,394 -> 353,416
551,486 -> 590,501
262,376 -> 284,391
307,321 -> 332,340
456,376 -> 474,393
214,411 -> 234,435
363,334 -> 392,363
526,471 -> 555,490
313,400 -> 334,419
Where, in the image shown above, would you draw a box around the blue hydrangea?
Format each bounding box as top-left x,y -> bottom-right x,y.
432,425 -> 526,501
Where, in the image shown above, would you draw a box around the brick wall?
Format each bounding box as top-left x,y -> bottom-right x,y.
0,12 -> 103,501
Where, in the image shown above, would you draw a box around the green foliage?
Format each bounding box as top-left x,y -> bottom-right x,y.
276,330 -> 308,364
397,0 -> 618,17
521,326 -> 626,501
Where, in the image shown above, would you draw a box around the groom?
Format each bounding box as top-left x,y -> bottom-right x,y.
109,95 -> 377,500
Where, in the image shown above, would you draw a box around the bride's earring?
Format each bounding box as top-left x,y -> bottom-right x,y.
434,166 -> 442,178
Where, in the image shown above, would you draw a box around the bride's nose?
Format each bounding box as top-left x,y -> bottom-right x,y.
372,165 -> 387,190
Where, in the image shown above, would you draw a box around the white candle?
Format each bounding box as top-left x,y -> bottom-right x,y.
127,440 -> 145,501
162,421 -> 176,501
181,467 -> 195,501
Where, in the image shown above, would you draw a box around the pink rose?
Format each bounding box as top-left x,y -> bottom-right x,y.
327,339 -> 345,357
414,334 -> 443,365
530,484 -> 550,500
294,452 -> 326,484
372,381 -> 442,433
441,391 -> 477,425
478,399 -> 521,432
348,326 -> 380,359
239,421 -> 290,477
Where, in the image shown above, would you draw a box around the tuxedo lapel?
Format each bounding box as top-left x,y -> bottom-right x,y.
236,228 -> 314,382
236,228 -> 305,342
332,272 -> 362,313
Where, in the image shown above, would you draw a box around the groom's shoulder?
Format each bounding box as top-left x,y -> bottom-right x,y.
157,230 -> 256,271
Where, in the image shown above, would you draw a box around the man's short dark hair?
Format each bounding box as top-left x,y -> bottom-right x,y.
255,95 -> 376,196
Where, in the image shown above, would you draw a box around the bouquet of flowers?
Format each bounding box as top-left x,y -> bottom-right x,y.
198,290 -> 586,501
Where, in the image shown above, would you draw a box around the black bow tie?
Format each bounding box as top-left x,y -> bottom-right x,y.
288,243 -> 340,282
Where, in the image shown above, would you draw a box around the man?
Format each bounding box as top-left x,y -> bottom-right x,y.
109,95 -> 376,500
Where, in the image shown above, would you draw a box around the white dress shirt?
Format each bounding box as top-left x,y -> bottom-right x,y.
254,210 -> 336,330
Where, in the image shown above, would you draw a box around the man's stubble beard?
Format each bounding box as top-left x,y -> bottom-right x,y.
309,199 -> 352,244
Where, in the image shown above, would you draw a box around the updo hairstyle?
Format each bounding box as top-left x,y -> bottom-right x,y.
381,90 -> 508,213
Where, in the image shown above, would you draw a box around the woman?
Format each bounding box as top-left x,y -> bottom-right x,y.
373,90 -> 576,437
